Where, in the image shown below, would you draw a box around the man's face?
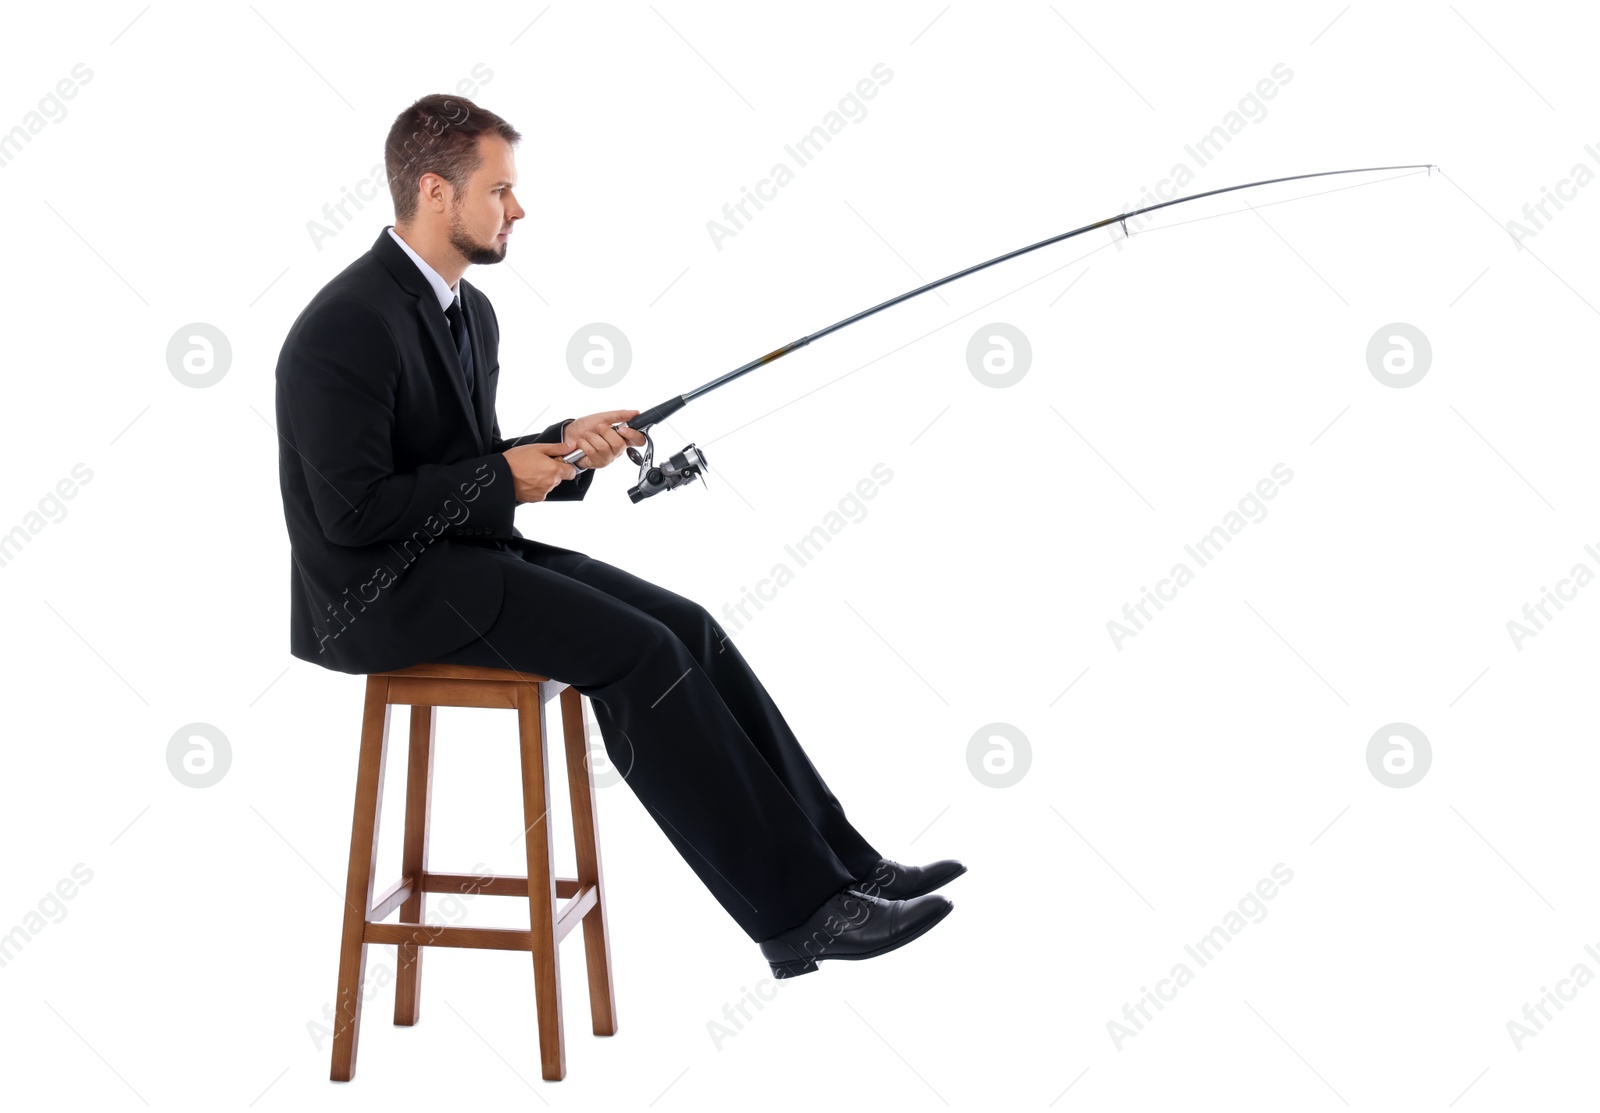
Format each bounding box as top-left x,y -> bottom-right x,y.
446,132 -> 525,266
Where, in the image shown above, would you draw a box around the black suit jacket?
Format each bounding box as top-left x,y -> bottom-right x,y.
274,227 -> 594,675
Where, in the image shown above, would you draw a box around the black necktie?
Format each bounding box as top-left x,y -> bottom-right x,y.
444,295 -> 475,396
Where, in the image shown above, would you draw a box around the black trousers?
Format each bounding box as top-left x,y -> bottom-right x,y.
433,540 -> 883,942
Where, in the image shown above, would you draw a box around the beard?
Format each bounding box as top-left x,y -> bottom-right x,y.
447,204 -> 507,266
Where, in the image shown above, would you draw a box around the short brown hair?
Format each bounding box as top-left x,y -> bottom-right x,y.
384,94 -> 521,223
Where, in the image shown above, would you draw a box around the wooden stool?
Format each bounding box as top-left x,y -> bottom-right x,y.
329,663 -> 617,1083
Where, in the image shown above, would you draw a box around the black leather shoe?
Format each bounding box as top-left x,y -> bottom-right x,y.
758,884 -> 954,978
851,857 -> 967,901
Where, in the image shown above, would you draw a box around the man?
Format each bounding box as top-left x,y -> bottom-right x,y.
274,93 -> 962,977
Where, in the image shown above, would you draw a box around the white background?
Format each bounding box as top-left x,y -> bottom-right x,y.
1,1 -> 1596,1109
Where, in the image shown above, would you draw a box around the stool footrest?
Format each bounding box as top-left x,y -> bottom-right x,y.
367,922 -> 534,951
554,883 -> 599,943
363,883 -> 600,949
367,872 -> 587,920
421,871 -> 586,901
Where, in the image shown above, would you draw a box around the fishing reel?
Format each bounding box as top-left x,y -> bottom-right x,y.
561,403 -> 706,502
624,429 -> 708,503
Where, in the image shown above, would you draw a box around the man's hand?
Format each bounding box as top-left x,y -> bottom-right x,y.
565,410 -> 650,470
503,442 -> 580,503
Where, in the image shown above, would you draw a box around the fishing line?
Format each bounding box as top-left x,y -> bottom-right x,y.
700,166 -> 1435,449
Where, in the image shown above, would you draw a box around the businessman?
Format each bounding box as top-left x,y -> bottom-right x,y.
274,94 -> 962,976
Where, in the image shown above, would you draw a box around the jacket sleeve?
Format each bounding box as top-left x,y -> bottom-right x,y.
488,418 -> 596,502
279,296 -> 523,546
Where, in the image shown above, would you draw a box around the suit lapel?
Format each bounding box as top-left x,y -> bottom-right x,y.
416,290 -> 483,451
374,228 -> 487,453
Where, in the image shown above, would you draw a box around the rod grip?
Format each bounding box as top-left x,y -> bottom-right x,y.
631,395 -> 686,430
561,395 -> 688,466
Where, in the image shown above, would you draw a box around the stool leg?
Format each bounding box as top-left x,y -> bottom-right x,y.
331,676 -> 392,1082
394,704 -> 436,1026
560,686 -> 617,1036
516,690 -> 566,1081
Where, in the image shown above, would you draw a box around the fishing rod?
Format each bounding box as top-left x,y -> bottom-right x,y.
566,162 -> 1437,502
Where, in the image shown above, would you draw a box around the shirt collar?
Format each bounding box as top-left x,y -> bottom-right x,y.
386,225 -> 459,313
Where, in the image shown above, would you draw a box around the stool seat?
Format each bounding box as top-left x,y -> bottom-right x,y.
329,662 -> 617,1084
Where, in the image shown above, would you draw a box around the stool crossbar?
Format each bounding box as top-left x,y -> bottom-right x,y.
329,662 -> 617,1083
